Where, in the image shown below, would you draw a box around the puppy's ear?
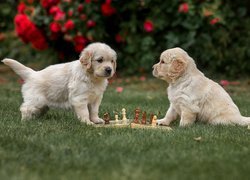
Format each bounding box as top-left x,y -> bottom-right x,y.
79,50 -> 93,69
168,58 -> 187,80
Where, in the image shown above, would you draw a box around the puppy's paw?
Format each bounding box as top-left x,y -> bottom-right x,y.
179,120 -> 193,127
91,118 -> 105,124
80,119 -> 94,125
157,118 -> 170,126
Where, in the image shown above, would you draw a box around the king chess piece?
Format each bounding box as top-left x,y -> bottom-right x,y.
133,108 -> 140,124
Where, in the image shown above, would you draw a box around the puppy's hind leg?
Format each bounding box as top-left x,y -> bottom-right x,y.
20,103 -> 48,121
179,110 -> 197,127
20,96 -> 48,121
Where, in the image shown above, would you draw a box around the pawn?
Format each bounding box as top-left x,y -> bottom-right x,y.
115,114 -> 119,122
149,113 -> 154,124
141,111 -> 147,124
151,115 -> 157,126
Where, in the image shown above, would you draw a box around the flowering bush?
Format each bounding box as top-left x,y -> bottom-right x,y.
13,0 -> 250,76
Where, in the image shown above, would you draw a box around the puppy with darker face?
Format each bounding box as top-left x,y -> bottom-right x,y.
153,47 -> 250,127
2,42 -> 117,124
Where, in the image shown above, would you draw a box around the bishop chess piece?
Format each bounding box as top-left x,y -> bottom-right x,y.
122,108 -> 127,121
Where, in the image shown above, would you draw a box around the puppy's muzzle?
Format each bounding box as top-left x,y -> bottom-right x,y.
105,67 -> 112,76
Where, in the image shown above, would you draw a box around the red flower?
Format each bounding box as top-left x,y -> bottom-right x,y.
115,34 -> 124,43
64,19 -> 74,31
210,17 -> 220,25
77,4 -> 84,12
54,11 -> 65,21
87,20 -> 96,28
27,0 -> 34,4
220,80 -> 229,87
68,9 -> 73,17
85,0 -> 91,3
49,6 -> 61,15
31,37 -> 48,50
80,14 -> 87,21
50,22 -> 61,33
14,14 -> 48,50
143,20 -> 154,32
73,35 -> 87,53
41,0 -> 60,9
178,3 -> 189,13
17,2 -> 26,14
101,1 -> 116,16
116,87 -> 123,93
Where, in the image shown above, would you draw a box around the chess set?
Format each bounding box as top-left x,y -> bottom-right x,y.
94,108 -> 172,131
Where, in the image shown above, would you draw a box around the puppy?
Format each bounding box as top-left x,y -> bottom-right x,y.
2,42 -> 117,125
153,47 -> 250,127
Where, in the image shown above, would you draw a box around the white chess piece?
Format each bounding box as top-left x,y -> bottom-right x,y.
115,114 -> 119,122
122,108 -> 127,121
152,115 -> 157,126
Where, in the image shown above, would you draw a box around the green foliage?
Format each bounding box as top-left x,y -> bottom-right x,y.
0,0 -> 16,31
3,0 -> 250,76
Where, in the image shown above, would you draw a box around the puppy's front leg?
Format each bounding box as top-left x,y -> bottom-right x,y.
90,96 -> 104,124
157,104 -> 178,126
71,96 -> 93,124
179,110 -> 196,127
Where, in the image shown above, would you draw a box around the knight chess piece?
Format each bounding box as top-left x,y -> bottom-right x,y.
103,112 -> 110,124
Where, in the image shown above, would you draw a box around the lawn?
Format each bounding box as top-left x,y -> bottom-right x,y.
0,76 -> 250,180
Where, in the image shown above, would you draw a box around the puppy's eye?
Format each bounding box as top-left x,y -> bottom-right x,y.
97,57 -> 103,63
111,60 -> 114,63
160,60 -> 165,64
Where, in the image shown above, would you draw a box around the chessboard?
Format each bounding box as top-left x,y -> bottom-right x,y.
94,108 -> 172,131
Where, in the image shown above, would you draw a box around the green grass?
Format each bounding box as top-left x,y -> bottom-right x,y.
0,78 -> 250,180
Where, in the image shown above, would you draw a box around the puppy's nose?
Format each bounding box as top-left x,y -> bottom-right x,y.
105,67 -> 112,75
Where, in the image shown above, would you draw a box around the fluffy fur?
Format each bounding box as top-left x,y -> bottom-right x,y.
152,47 -> 250,127
2,42 -> 117,124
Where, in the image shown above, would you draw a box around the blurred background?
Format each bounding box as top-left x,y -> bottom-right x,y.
0,0 -> 250,78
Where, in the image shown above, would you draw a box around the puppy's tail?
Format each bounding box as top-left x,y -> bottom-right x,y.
2,58 -> 35,80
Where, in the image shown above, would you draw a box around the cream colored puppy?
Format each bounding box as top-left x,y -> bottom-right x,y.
2,42 -> 117,125
153,47 -> 250,127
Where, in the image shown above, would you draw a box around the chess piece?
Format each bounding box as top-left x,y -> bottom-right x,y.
103,112 -> 110,124
150,113 -> 154,124
122,108 -> 127,121
141,111 -> 147,124
133,108 -> 140,124
115,114 -> 119,122
151,115 -> 157,126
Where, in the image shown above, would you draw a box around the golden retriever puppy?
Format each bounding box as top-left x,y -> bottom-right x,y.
153,47 -> 250,127
2,42 -> 117,125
